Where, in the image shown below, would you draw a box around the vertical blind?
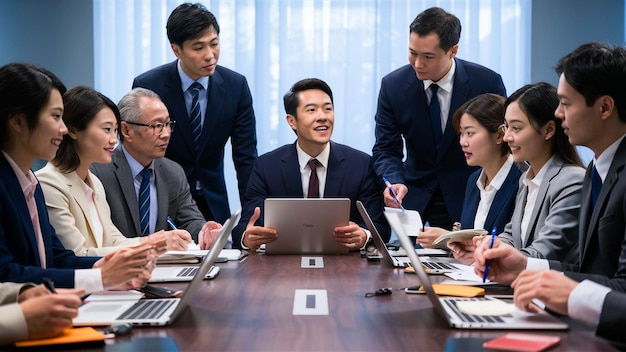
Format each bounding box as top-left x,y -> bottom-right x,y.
94,0 -> 531,209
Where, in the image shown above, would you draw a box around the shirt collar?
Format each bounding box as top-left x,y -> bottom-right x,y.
2,150 -> 38,196
476,154 -> 515,191
295,142 -> 330,171
177,60 -> 210,92
523,155 -> 554,188
424,58 -> 456,94
593,134 -> 626,182
120,145 -> 154,180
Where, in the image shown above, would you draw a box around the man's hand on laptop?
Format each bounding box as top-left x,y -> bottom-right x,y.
243,207 -> 278,252
511,270 -> 576,315
334,222 -> 366,249
473,236 -> 527,284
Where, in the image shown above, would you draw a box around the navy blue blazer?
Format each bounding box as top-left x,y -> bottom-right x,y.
372,58 -> 506,220
232,142 -> 390,248
460,164 -> 522,233
0,155 -> 99,288
551,138 -> 626,292
133,61 -> 258,223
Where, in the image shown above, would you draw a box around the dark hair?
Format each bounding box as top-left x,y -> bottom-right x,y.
505,82 -> 583,167
555,42 -> 626,123
453,93 -> 508,156
52,86 -> 120,173
410,7 -> 461,52
283,78 -> 334,118
167,3 -> 220,47
0,63 -> 66,149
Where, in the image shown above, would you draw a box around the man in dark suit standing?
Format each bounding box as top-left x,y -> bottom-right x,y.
232,78 -> 389,251
132,3 -> 257,224
91,88 -> 223,249
372,7 -> 506,230
472,43 -> 626,331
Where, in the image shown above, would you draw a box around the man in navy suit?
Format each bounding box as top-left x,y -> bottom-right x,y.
232,78 -> 389,251
372,7 -> 506,230
132,3 -> 257,224
473,43 -> 626,308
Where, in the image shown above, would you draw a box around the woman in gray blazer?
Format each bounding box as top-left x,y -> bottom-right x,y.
496,82 -> 585,261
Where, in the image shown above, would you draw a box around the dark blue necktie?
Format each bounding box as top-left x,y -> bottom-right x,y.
591,165 -> 602,208
429,84 -> 442,145
189,82 -> 203,150
139,168 -> 151,236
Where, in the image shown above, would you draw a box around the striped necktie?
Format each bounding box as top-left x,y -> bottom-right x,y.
139,168 -> 151,236
189,82 -> 203,150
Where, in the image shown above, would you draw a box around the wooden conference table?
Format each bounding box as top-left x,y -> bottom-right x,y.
93,253 -> 617,351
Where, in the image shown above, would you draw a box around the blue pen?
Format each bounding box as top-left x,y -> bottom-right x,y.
383,177 -> 405,212
482,226 -> 497,283
166,216 -> 178,230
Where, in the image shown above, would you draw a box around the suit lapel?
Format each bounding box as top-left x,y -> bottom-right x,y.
523,158 -> 561,246
484,166 -> 519,231
0,156 -> 44,266
113,148 -> 143,236
512,185 -> 527,249
154,159 -> 169,230
162,62 -> 195,155
280,144 -> 305,197
325,143 -> 347,197
66,171 -> 102,247
197,71 -> 225,153
583,140 -> 626,261
439,59 -> 470,161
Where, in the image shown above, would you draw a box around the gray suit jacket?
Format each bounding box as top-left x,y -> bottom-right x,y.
90,147 -> 206,242
499,156 -> 584,261
0,282 -> 30,345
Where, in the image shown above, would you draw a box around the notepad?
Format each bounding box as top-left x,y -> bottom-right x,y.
14,327 -> 105,349
431,229 -> 488,248
406,284 -> 485,297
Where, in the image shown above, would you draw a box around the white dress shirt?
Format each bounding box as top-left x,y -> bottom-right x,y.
474,155 -> 514,229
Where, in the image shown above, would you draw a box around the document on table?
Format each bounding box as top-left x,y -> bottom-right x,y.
158,247 -> 246,264
384,207 -> 423,238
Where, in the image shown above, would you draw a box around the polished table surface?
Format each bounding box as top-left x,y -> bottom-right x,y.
94,253 -> 617,351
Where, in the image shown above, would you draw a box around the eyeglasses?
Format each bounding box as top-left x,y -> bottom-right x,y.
125,120 -> 176,135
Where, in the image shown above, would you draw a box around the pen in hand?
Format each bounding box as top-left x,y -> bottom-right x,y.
482,226 -> 497,283
167,216 -> 178,230
43,278 -> 57,294
383,177 -> 405,212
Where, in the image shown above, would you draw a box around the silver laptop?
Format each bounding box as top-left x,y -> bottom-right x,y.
358,202 -> 465,274
264,198 -> 350,255
395,225 -> 568,330
73,210 -> 241,327
149,264 -> 220,282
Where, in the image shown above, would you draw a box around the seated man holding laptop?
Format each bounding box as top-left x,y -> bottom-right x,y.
232,78 -> 389,252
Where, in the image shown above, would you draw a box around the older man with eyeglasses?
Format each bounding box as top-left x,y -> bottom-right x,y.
91,88 -> 223,249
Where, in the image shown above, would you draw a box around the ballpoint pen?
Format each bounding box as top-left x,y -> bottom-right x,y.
43,278 -> 57,294
482,226 -> 497,283
383,177 -> 405,212
167,216 -> 178,230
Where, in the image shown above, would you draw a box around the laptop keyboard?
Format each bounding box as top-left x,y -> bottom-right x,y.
443,297 -> 507,323
117,299 -> 176,320
422,261 -> 455,271
178,267 -> 198,277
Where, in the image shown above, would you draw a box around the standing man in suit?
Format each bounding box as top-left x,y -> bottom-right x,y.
132,3 -> 257,224
91,88 -> 223,249
473,43 -> 626,293
232,78 -> 389,251
372,7 -> 506,230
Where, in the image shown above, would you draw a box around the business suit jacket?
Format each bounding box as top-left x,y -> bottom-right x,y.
0,282 -> 31,345
499,157 -> 584,261
133,61 -> 258,223
91,147 -> 206,242
232,141 -> 390,249
0,154 -> 99,288
459,163 -> 522,233
35,163 -> 140,256
597,290 -> 626,345
551,138 -> 626,292
372,58 -> 506,220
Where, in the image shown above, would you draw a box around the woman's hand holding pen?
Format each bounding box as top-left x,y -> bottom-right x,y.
18,287 -> 84,340
473,236 -> 527,285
